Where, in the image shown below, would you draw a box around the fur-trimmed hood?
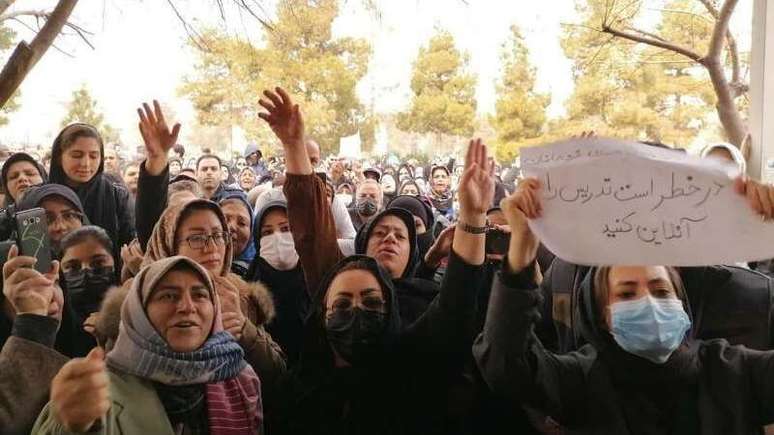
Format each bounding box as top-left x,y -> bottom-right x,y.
96,272 -> 275,349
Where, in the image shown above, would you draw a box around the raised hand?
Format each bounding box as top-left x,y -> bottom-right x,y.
500,178 -> 542,273
2,244 -> 62,317
457,138 -> 495,219
50,347 -> 110,432
213,276 -> 246,340
258,87 -> 312,175
424,225 -> 456,268
137,100 -> 181,176
259,87 -> 304,148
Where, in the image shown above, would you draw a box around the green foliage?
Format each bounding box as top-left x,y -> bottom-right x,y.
491,25 -> 550,163
180,0 -> 372,155
397,29 -> 477,138
61,85 -> 120,142
554,0 -> 718,147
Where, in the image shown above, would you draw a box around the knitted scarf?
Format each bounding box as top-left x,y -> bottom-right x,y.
107,256 -> 261,434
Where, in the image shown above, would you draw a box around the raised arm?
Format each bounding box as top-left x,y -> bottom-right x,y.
135,100 -> 180,250
402,139 -> 492,358
259,88 -> 343,295
473,178 -> 587,421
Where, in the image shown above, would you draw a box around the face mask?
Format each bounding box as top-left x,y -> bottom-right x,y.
335,193 -> 353,207
356,198 -> 378,217
326,307 -> 386,366
260,232 -> 299,271
610,296 -> 691,364
64,266 -> 116,323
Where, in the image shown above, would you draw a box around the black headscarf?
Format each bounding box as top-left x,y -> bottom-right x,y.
576,267 -> 700,422
386,195 -> 435,261
0,152 -> 48,206
48,124 -> 109,229
428,165 -> 453,213
16,183 -> 88,219
353,208 -> 439,326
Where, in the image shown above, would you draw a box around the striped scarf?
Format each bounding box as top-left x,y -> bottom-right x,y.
107,256 -> 261,434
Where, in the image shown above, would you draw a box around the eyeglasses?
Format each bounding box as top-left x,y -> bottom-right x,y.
179,232 -> 230,250
46,210 -> 84,226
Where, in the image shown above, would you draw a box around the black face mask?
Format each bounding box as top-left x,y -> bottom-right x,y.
64,266 -> 116,323
356,198 -> 379,217
326,308 -> 386,366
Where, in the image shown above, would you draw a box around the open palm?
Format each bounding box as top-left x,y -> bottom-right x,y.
458,138 -> 495,216
137,100 -> 180,160
258,87 -> 304,148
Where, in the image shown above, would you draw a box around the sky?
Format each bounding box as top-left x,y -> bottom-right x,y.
0,0 -> 753,152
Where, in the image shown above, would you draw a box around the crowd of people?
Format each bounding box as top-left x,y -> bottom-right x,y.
1,86 -> 774,435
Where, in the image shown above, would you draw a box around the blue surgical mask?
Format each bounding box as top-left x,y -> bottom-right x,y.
609,296 -> 691,364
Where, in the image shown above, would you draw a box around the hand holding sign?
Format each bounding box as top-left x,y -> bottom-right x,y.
521,139 -> 774,266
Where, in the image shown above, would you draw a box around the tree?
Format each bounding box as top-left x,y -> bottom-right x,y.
397,29 -> 477,141
554,0 -> 726,148
0,0 -> 87,109
180,0 -> 372,155
490,25 -> 550,163
61,84 -> 119,142
599,0 -> 747,147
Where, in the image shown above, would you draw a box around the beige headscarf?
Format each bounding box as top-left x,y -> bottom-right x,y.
143,198 -> 233,277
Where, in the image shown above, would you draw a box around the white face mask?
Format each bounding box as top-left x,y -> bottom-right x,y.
260,232 -> 299,271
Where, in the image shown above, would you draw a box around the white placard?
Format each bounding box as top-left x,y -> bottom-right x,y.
521,138 -> 774,266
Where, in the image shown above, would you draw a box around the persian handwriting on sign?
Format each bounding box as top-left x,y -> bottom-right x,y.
520,138 -> 774,266
543,172 -> 728,212
601,211 -> 708,246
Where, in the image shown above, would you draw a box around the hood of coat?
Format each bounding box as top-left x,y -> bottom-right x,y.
15,183 -> 89,221
301,255 -> 401,369
354,207 -> 419,280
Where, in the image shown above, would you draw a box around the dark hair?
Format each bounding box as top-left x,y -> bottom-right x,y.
196,154 -> 222,170
173,143 -> 185,158
122,160 -> 141,175
60,225 -> 114,257
56,124 -> 104,153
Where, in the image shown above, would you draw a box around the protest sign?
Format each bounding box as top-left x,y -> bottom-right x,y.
521,138 -> 774,266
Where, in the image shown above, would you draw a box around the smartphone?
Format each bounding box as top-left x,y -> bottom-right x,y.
0,240 -> 14,265
485,229 -> 510,256
15,208 -> 52,274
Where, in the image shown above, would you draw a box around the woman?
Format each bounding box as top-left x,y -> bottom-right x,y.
168,157 -> 183,177
59,226 -> 118,356
428,165 -> 454,220
248,195 -> 309,366
398,179 -> 421,197
0,152 -> 47,211
215,188 -> 257,278
397,164 -> 414,183
33,256 -> 262,434
474,178 -> 774,434
144,198 -> 286,386
49,123 -> 135,260
238,167 -> 258,192
380,173 -> 398,204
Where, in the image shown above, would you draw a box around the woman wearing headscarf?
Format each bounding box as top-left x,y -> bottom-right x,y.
474,178 -> 774,434
33,256 -> 262,435
214,188 -> 257,279
428,165 -> 455,220
380,172 -> 398,204
398,179 -> 421,197
0,152 -> 47,213
48,123 -> 135,260
238,166 -> 258,192
143,198 -> 286,387
249,192 -> 309,366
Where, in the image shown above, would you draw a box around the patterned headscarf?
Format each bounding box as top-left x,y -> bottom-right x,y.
107,256 -> 261,433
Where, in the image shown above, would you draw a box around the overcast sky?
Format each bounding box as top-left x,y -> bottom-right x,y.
0,0 -> 752,150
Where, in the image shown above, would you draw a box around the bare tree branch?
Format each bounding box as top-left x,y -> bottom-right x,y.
0,0 -> 80,108
624,26 -> 667,43
0,0 -> 17,16
601,24 -> 703,62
